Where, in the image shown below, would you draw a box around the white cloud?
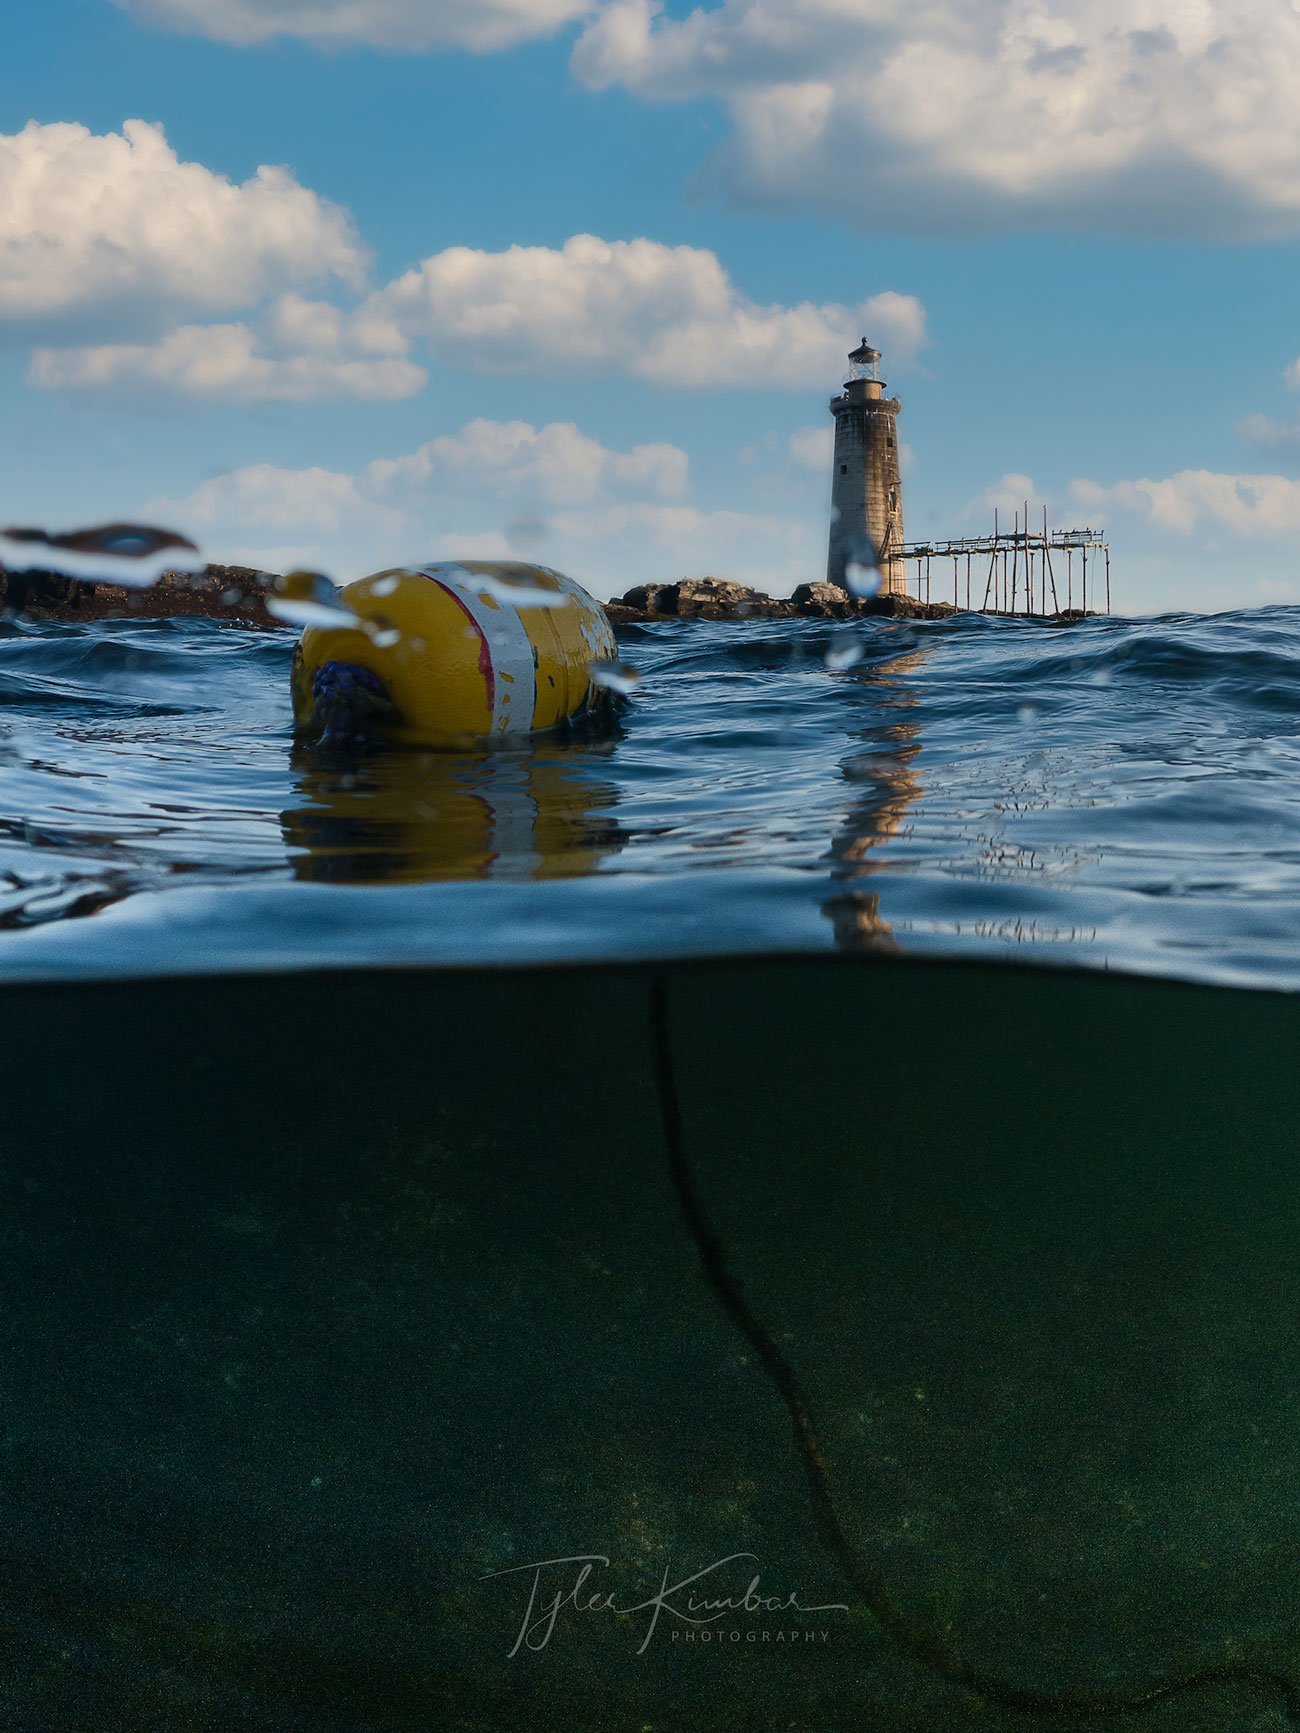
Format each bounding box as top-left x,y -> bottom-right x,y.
28,225 -> 923,402
367,417 -> 688,503
31,318 -> 425,402
573,0 -> 1300,239
373,234 -> 925,384
214,543 -> 332,575
147,421 -> 815,594
0,120 -> 362,336
150,464 -> 397,538
1072,470 -> 1300,536
968,471 -> 1047,522
547,500 -> 816,590
1235,413 -> 1300,450
439,530 -> 516,560
119,0 -> 593,51
151,419 -> 690,555
788,425 -> 832,470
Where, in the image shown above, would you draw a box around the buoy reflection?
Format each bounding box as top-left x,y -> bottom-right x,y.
282,743 -> 625,885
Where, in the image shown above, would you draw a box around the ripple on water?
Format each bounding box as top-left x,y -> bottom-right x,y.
0,606 -> 1297,988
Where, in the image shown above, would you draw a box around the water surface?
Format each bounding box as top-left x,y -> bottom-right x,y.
2,605 -> 1297,986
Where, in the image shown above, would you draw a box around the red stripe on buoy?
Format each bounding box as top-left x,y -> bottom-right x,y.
423,572 -> 495,713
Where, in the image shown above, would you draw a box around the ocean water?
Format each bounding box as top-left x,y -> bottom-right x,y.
1,604 -> 1299,987
9,602 -> 1300,1733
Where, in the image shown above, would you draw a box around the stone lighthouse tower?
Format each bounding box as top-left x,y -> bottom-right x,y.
827,339 -> 905,595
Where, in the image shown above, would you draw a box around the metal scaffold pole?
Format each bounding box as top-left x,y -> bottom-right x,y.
1010,512 -> 1018,613
895,523 -> 1110,618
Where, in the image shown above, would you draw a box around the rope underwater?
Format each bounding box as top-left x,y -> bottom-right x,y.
646,974 -> 1300,1727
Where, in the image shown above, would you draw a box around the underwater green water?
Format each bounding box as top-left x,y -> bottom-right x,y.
3,954 -> 1300,1731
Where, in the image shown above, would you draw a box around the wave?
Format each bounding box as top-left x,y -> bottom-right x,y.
0,605 -> 1298,986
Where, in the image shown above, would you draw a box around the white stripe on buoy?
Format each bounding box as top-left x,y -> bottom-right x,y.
420,563 -> 538,734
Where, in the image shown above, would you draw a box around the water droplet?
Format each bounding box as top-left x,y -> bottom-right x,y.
267,570 -> 361,631
474,573 -> 570,611
1017,702 -> 1041,723
1087,665 -> 1113,685
825,639 -> 865,671
845,561 -> 881,599
589,659 -> 640,696
268,597 -> 361,629
370,575 -> 400,597
368,627 -> 402,649
0,520 -> 203,590
221,587 -> 244,605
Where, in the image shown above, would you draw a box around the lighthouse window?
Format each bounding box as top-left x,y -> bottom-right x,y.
840,464 -> 848,474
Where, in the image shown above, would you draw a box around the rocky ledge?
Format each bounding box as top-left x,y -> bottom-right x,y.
604,577 -> 958,624
605,577 -> 1091,624
0,565 -> 1089,629
1,567 -> 954,628
0,563 -> 278,627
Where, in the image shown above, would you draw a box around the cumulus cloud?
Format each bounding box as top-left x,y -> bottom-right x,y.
153,418 -> 689,544
119,0 -> 593,51
366,417 -> 688,503
1235,413 -> 1300,450
31,317 -> 426,402
787,425 -> 833,470
152,463 -> 394,538
572,0 -> 1300,239
1072,471 -> 1300,536
33,229 -> 923,401
1232,356 -> 1300,445
372,234 -> 926,384
552,497 -> 811,552
968,471 -> 1047,522
547,501 -> 818,590
148,422 -> 816,593
0,120 -> 362,337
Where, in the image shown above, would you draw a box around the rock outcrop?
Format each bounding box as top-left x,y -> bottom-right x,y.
604,577 -> 957,624
2,564 -> 1082,630
0,564 -> 278,627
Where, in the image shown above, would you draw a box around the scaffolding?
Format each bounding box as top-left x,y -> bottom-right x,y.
900,507 -> 1111,617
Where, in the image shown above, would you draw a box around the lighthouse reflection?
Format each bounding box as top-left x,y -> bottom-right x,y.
282,743 -> 625,884
823,644 -> 926,950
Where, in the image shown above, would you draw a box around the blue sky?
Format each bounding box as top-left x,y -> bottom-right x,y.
5,0 -> 1300,612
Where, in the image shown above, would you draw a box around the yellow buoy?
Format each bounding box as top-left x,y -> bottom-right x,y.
290,561 -> 618,746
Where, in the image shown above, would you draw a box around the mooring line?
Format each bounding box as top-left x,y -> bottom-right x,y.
646,972 -> 1300,1725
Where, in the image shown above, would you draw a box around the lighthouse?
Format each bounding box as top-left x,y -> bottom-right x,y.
827,339 -> 905,595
